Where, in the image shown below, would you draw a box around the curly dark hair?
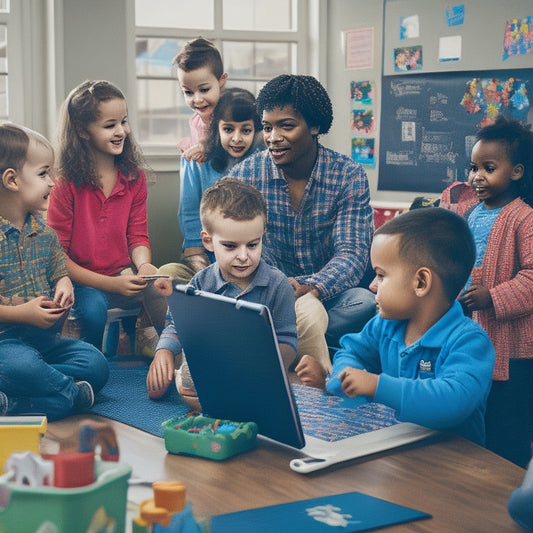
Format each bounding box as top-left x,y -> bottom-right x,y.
205,87 -> 262,173
474,114 -> 533,207
256,74 -> 333,134
56,80 -> 147,188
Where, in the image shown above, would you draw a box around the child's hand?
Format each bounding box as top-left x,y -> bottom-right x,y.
154,278 -> 173,296
181,143 -> 207,163
53,276 -> 74,309
339,367 -> 378,398
460,284 -> 493,311
295,354 -> 327,389
20,296 -> 68,329
136,262 -> 158,277
111,274 -> 148,296
147,348 -> 176,399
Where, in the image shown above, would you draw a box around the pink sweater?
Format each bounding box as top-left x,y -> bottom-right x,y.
471,197 -> 533,380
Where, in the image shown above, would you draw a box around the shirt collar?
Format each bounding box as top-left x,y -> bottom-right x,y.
0,213 -> 44,239
211,259 -> 269,295
390,300 -> 465,348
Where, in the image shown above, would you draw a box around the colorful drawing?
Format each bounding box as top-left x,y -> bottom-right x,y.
351,109 -> 374,133
350,80 -> 373,106
394,46 -> 422,72
502,16 -> 533,60
460,77 -> 530,127
352,137 -> 375,167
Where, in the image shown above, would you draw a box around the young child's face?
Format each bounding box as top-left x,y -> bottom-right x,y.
178,66 -> 227,125
369,233 -> 418,320
201,211 -> 264,290
469,139 -> 524,209
17,140 -> 55,214
218,118 -> 255,159
84,97 -> 130,159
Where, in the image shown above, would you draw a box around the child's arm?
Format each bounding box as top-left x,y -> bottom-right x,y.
279,343 -> 297,375
52,276 -> 75,309
181,143 -> 207,163
66,256 -> 149,296
0,297 -> 67,329
147,348 -> 176,398
338,367 -> 379,397
460,284 -> 492,311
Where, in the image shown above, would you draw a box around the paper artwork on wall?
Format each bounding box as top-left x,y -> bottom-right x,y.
400,15 -> 419,40
394,46 -> 422,72
439,35 -> 462,62
502,16 -> 533,61
350,80 -> 375,134
445,5 -> 465,27
344,27 -> 374,70
352,137 -> 375,168
460,76 -> 530,127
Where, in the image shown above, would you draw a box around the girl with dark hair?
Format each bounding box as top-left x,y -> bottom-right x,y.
178,87 -> 262,272
461,114 -> 533,467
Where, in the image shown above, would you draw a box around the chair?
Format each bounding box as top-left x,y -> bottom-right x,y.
102,307 -> 142,356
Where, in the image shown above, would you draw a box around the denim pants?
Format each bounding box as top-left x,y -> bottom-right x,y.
323,287 -> 377,347
0,328 -> 109,421
73,279 -> 167,351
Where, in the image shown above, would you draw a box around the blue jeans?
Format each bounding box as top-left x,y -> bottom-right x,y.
0,328 -> 109,421
73,282 -> 167,351
323,287 -> 377,347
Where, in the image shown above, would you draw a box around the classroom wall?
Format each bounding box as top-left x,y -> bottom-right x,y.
51,0 -> 533,264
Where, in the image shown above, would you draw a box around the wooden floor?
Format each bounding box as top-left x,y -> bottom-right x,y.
47,414 -> 527,532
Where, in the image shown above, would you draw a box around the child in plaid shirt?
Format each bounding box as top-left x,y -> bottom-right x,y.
0,123 -> 108,420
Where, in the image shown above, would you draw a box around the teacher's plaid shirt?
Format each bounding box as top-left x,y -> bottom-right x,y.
230,145 -> 373,300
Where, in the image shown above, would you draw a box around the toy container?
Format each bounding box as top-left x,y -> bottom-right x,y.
0,416 -> 47,473
163,415 -> 258,461
0,458 -> 131,533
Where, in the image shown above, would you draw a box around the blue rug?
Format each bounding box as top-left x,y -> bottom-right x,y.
90,358 -> 190,437
90,360 -> 399,441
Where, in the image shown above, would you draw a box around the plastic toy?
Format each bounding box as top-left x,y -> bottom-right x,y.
0,415 -> 47,473
133,481 -> 205,532
163,415 -> 258,460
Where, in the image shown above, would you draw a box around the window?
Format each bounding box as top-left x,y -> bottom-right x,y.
0,1 -> 10,121
134,0 -> 307,150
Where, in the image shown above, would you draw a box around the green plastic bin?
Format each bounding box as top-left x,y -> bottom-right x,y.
0,458 -> 131,533
163,415 -> 258,460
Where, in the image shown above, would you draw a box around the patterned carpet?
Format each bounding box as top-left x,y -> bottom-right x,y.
90,360 -> 399,441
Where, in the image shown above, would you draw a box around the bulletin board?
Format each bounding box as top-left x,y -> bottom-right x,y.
377,0 -> 533,194
378,68 -> 533,193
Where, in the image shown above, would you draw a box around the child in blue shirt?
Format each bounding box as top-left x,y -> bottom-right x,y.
179,88 -> 263,273
297,208 -> 495,445
148,177 -> 297,406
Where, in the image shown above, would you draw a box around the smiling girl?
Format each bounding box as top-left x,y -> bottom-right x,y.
178,87 -> 262,273
47,80 -> 166,353
460,114 -> 533,467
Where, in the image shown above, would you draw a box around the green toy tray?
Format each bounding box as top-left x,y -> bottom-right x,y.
163,415 -> 258,461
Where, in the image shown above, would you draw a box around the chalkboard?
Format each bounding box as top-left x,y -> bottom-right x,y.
378,68 -> 533,193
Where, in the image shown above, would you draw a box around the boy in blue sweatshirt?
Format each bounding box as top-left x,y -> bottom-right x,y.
297,208 -> 495,445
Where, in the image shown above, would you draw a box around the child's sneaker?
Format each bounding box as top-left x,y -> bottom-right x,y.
74,381 -> 95,410
0,391 -> 8,415
175,360 -> 201,412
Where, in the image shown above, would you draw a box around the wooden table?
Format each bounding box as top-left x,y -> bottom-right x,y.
47,415 -> 526,532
